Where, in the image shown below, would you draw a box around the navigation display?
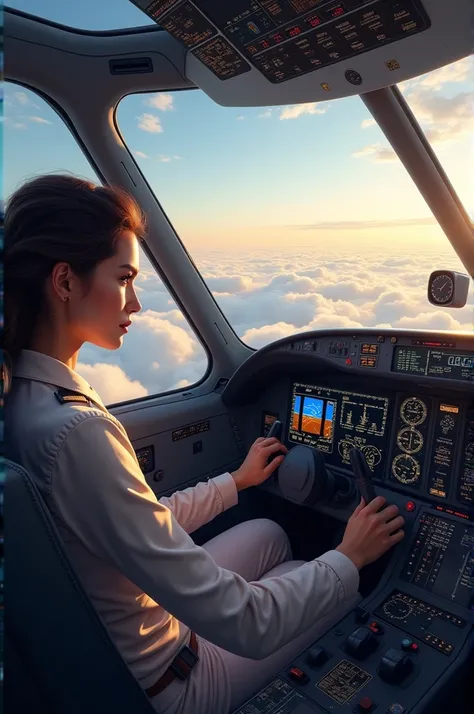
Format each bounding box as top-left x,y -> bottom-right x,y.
393,346 -> 474,382
401,514 -> 474,609
132,0 -> 431,83
288,383 -> 390,477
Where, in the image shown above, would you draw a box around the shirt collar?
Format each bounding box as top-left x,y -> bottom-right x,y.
13,349 -> 106,412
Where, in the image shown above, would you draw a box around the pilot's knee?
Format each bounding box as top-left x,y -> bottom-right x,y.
252,518 -> 292,559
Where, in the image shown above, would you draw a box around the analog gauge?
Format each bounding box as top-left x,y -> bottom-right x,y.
400,397 -> 428,426
338,439 -> 353,461
392,454 -> 421,485
397,427 -> 423,454
382,597 -> 413,620
361,445 -> 382,468
430,273 -> 454,304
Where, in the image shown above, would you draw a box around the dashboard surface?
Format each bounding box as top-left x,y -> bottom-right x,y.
224,329 -> 474,515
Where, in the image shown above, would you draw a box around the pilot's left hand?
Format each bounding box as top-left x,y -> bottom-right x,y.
231,437 -> 288,491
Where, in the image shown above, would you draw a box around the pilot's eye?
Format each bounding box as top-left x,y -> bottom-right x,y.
120,273 -> 134,284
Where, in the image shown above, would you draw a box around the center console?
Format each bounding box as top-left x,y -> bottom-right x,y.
232,507 -> 474,713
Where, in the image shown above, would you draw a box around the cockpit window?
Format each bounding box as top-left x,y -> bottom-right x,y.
5,0 -> 155,30
400,56 -> 474,221
116,70 -> 473,348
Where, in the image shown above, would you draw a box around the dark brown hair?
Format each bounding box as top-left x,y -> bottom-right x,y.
2,174 -> 146,393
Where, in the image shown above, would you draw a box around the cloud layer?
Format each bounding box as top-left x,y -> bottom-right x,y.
79,248 -> 473,405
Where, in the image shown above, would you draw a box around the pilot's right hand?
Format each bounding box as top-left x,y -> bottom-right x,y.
335,497 -> 404,571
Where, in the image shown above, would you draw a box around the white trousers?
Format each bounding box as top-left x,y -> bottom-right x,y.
153,518 -> 360,714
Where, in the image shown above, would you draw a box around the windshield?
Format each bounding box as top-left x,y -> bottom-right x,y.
5,0 -> 155,30
116,59 -> 473,348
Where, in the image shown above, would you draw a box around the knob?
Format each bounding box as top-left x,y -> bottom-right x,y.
306,646 -> 328,668
379,649 -> 413,684
345,627 -> 377,659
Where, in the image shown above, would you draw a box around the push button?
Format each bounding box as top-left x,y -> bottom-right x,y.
357,695 -> 375,712
369,621 -> 384,635
387,704 -> 406,714
401,638 -> 412,650
289,666 -> 308,683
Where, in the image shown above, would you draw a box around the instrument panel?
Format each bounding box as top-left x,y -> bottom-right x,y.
251,330 -> 474,513
285,381 -> 473,508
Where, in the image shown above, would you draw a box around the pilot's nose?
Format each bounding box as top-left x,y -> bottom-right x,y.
128,289 -> 142,315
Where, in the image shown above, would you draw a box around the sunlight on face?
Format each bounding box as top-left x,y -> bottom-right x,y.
73,231 -> 142,350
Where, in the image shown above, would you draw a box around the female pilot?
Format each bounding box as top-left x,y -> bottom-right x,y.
4,174 -> 404,714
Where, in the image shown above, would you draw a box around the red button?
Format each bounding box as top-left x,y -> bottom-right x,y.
289,666 -> 307,682
358,696 -> 374,711
410,643 -> 419,652
346,358 -> 352,365
405,501 -> 416,512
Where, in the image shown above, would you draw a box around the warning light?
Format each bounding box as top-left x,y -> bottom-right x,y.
287,25 -> 302,37
345,358 -> 352,365
307,15 -> 322,28
405,501 -> 416,512
332,5 -> 345,17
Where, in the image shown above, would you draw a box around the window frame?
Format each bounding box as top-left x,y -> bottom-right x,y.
5,80 -> 219,408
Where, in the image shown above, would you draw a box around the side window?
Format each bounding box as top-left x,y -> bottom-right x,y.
4,84 -> 208,405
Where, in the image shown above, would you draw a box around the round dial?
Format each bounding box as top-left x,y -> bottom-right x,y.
361,445 -> 382,468
430,273 -> 454,304
397,427 -> 423,454
392,454 -> 421,485
383,597 -> 413,620
338,439 -> 352,461
400,397 -> 428,426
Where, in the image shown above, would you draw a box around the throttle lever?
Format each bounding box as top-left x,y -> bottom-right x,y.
349,448 -> 376,504
266,419 -> 282,440
265,420 -> 286,468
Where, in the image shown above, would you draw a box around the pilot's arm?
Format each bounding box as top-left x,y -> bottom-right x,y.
159,472 -> 238,534
52,410 -> 359,660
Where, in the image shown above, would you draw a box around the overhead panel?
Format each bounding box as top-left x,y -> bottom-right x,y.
129,0 -> 472,105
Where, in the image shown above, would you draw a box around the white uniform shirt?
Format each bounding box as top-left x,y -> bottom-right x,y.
6,349 -> 359,690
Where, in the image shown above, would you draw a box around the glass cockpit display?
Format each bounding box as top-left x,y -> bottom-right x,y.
393,346 -> 474,382
288,383 -> 389,477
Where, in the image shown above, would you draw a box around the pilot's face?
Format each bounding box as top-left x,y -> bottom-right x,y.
74,230 -> 142,350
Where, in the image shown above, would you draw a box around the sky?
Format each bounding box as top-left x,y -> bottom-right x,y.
4,0 -> 474,404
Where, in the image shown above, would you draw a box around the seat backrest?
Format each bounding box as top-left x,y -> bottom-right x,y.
5,459 -> 155,714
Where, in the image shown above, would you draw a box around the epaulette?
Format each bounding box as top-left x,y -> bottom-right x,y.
55,388 -> 91,405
